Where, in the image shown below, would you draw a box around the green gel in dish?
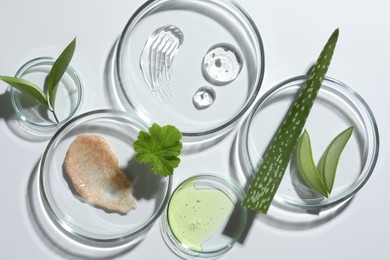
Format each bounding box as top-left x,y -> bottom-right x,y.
167,179 -> 234,251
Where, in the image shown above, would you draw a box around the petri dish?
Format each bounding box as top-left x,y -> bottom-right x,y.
239,76 -> 379,210
161,174 -> 248,259
38,109 -> 172,247
10,56 -> 83,138
115,0 -> 264,142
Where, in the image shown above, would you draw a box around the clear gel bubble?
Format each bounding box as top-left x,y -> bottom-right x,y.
201,43 -> 242,86
192,86 -> 216,110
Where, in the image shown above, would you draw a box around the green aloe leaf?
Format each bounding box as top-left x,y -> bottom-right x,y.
297,130 -> 328,197
317,126 -> 354,193
0,76 -> 47,106
243,28 -> 339,213
47,37 -> 76,109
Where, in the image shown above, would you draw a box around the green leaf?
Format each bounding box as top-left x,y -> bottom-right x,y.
242,28 -> 339,213
297,130 -> 328,197
317,126 -> 354,193
0,76 -> 47,106
47,37 -> 76,109
133,123 -> 183,176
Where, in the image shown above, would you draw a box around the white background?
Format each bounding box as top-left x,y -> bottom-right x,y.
0,0 -> 389,259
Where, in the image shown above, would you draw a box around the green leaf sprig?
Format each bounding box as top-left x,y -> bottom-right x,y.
242,28 -> 339,213
133,123 -> 183,177
298,126 -> 354,197
0,38 -> 76,123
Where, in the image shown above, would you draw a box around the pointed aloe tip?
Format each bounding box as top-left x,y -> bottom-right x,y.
71,37 -> 77,46
331,28 -> 339,41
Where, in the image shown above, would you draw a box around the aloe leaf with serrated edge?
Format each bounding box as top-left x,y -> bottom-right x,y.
297,130 -> 328,197
0,76 -> 47,106
47,37 -> 76,110
242,28 -> 339,213
317,126 -> 354,194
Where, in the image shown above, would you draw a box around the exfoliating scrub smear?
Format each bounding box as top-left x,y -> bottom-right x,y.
161,174 -> 248,259
115,0 -> 264,142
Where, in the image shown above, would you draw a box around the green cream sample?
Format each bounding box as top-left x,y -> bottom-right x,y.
167,179 -> 234,251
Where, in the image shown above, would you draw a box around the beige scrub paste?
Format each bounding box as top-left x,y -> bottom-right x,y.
167,179 -> 234,251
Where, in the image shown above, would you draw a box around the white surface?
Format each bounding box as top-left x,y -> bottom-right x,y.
0,0 -> 389,259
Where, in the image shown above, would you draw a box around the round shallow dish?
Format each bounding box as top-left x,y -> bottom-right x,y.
39,109 -> 172,247
239,76 -> 379,210
10,56 -> 83,138
161,174 -> 247,259
115,0 -> 264,141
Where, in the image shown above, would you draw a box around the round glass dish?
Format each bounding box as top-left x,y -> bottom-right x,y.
239,76 -> 379,210
161,174 -> 247,259
38,109 -> 172,247
115,0 -> 264,142
10,57 -> 83,137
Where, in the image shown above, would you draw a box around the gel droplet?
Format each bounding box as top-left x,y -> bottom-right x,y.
202,43 -> 242,86
192,86 -> 216,110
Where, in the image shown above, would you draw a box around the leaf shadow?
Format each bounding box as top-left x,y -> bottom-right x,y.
123,157 -> 164,202
0,90 -> 14,120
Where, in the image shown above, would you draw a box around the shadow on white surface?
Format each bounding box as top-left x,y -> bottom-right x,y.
26,160 -> 142,259
103,39 -> 124,112
0,90 -> 52,142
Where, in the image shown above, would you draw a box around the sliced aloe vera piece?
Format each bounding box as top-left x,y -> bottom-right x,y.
243,28 -> 339,213
297,130 -> 328,197
317,126 -> 354,194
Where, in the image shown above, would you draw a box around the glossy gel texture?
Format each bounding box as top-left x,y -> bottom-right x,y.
192,86 -> 216,110
167,179 -> 234,251
202,43 -> 242,86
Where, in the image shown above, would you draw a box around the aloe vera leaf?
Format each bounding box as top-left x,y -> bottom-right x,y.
0,76 -> 47,106
47,37 -> 76,109
297,130 -> 328,197
317,126 -> 354,194
242,28 -> 339,213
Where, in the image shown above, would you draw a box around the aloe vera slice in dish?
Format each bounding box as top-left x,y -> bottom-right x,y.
242,28 -> 339,213
297,130 -> 329,197
317,126 -> 354,194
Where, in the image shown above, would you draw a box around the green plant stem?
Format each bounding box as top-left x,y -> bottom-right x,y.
50,108 -> 60,124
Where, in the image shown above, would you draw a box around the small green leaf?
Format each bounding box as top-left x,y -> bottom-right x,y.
0,76 -> 47,106
243,28 -> 339,213
133,123 -> 183,176
317,126 -> 354,193
47,37 -> 76,109
297,130 -> 328,197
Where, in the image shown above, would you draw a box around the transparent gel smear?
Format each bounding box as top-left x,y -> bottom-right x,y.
139,25 -> 184,104
192,86 -> 216,110
167,179 -> 234,251
202,43 -> 242,86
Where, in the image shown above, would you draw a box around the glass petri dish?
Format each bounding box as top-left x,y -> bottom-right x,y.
239,76 -> 379,210
38,109 -> 172,247
115,0 -> 264,142
161,174 -> 247,259
10,57 -> 83,138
